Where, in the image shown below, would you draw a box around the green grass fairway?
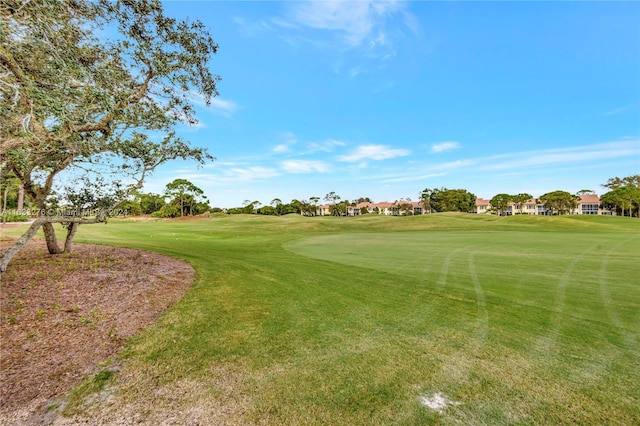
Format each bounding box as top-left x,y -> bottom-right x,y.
6,214 -> 640,424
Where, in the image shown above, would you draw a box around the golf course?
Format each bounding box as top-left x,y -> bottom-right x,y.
3,213 -> 640,424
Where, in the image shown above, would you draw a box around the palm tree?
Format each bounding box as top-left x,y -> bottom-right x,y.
310,196 -> 320,216
271,198 -> 282,215
324,192 -> 341,216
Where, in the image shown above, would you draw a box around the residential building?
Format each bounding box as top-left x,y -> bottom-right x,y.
473,198 -> 491,214
312,194 -> 614,217
574,194 -> 607,215
316,201 -> 427,216
473,194 -> 614,216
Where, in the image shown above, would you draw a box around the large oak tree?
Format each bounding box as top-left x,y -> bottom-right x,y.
0,0 -> 219,272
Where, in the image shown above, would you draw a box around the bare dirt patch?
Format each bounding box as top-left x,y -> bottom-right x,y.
0,237 -> 194,424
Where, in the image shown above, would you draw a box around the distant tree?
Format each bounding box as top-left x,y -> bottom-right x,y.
419,188 -> 436,214
241,200 -> 260,214
191,200 -> 211,215
298,199 -> 317,216
601,186 -> 640,217
539,190 -> 578,215
226,207 -> 244,215
511,193 -> 532,215
287,199 -> 303,215
270,198 -> 282,215
1,168 -> 22,211
309,197 -> 320,214
153,203 -> 181,218
138,192 -> 166,214
600,175 -> 640,217
490,193 -> 512,216
576,189 -> 596,195
431,188 -> 476,213
332,200 -> 348,216
603,175 -> 640,190
324,192 -> 341,216
113,189 -> 144,216
117,200 -> 143,216
258,206 -> 276,215
395,198 -> 413,216
164,179 -> 207,218
343,199 -> 357,216
231,200 -> 259,215
354,197 -> 372,204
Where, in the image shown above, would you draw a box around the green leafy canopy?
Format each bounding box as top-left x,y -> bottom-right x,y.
1,0 -> 219,208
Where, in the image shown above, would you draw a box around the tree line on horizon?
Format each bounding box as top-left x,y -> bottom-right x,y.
3,167 -> 639,220
217,174 -> 638,218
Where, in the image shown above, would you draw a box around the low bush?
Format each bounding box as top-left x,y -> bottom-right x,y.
1,212 -> 31,222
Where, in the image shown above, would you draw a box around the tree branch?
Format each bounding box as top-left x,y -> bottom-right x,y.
74,64 -> 154,135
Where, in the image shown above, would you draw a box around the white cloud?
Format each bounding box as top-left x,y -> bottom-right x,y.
377,140 -> 640,184
185,90 -> 240,118
349,66 -> 365,78
289,1 -> 398,47
277,0 -> 413,56
233,16 -> 273,37
604,103 -> 636,116
430,141 -> 461,153
381,172 -> 447,184
283,131 -> 298,143
338,144 -> 410,162
281,160 -> 330,173
210,97 -> 240,118
226,166 -> 280,181
307,138 -> 347,153
479,141 -> 640,171
273,131 -> 298,153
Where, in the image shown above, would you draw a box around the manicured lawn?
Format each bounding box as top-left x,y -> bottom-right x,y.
6,213 -> 640,424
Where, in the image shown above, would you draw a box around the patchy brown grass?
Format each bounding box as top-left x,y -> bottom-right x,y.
0,237 -> 194,424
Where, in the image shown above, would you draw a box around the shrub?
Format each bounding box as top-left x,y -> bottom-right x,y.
151,203 -> 181,218
1,212 -> 30,222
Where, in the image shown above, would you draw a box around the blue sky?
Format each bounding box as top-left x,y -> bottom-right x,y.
146,1 -> 639,208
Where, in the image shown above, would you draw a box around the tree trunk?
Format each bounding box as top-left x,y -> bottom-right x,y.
0,216 -> 103,274
64,222 -> 79,253
17,184 -> 24,211
0,218 -> 46,272
42,222 -> 64,254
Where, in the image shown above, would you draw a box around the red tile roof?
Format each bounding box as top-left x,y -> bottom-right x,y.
579,194 -> 600,204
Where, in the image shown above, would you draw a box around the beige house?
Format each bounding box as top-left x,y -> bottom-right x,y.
473,198 -> 491,214
473,194 -> 614,216
315,204 -> 331,216
316,201 -> 426,216
313,194 -> 613,217
573,194 -> 606,215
